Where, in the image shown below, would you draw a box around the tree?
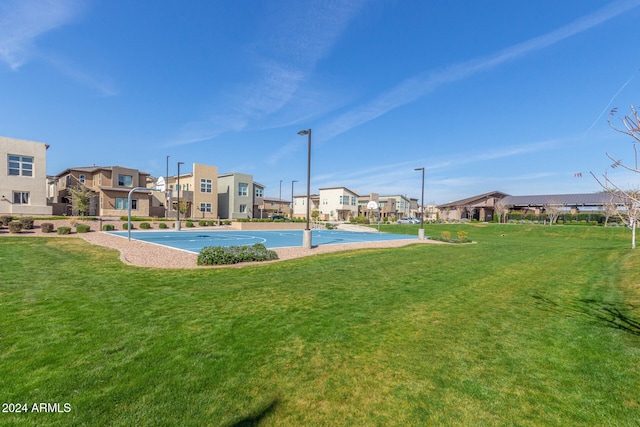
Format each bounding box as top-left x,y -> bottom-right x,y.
493,199 -> 510,223
68,185 -> 95,218
591,105 -> 640,248
542,202 -> 562,225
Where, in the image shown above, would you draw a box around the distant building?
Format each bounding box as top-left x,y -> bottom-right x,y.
317,187 -> 359,221
217,172 -> 262,220
164,163 -> 219,220
0,136 -> 53,216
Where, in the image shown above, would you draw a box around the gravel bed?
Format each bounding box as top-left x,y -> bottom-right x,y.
0,220 -> 443,268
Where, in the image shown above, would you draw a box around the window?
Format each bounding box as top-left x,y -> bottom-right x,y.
115,198 -> 137,210
240,204 -> 247,213
352,196 -> 357,205
8,155 -> 33,177
13,192 -> 29,204
200,202 -> 212,213
79,174 -> 86,184
238,183 -> 248,196
118,174 -> 133,187
200,178 -> 212,193
322,198 -> 328,205
255,187 -> 264,198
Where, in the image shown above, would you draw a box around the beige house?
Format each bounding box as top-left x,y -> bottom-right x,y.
316,187 -> 359,221
165,163 -> 219,220
293,193 -> 320,220
1,136 -> 52,216
52,165 -> 161,217
217,172 -> 262,220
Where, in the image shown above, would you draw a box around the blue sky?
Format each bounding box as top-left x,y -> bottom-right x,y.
2,0 -> 640,204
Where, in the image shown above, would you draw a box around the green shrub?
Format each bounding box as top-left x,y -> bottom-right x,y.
18,217 -> 34,229
8,221 -> 22,233
198,220 -> 208,226
158,222 -> 168,229
57,227 -> 71,235
197,243 -> 279,265
140,222 -> 151,229
440,231 -> 451,240
122,223 -> 133,230
0,215 -> 13,226
76,224 -> 91,233
457,231 -> 468,241
40,223 -> 54,233
186,221 -> 194,228
207,221 -> 216,226
102,224 -> 115,231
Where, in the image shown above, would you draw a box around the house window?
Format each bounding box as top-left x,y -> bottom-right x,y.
79,174 -> 86,184
115,198 -> 137,210
238,183 -> 248,196
200,202 -> 212,213
118,174 -> 133,187
240,204 -> 247,213
13,191 -> 29,204
200,178 -> 212,193
255,187 -> 264,198
352,196 -> 356,205
8,155 -> 33,177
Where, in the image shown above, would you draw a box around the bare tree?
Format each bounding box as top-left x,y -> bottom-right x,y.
68,185 -> 95,219
542,202 -> 562,225
591,105 -> 640,248
602,196 -> 619,227
493,199 -> 510,224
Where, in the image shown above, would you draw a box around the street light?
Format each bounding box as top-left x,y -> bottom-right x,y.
298,128 -> 312,249
291,179 -> 298,219
415,167 -> 425,240
279,179 -> 283,214
166,155 -> 170,216
176,161 -> 184,230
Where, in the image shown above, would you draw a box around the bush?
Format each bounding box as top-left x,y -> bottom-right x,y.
186,220 -> 194,228
140,222 -> 151,229
440,231 -> 451,240
197,243 -> 279,265
158,222 -> 168,229
102,224 -> 115,231
8,221 -> 22,233
122,223 -> 133,230
57,227 -> 71,235
40,223 -> 54,233
0,215 -> 13,226
198,220 -> 208,226
457,231 -> 468,241
208,220 -> 217,226
19,217 -> 34,229
76,224 -> 91,233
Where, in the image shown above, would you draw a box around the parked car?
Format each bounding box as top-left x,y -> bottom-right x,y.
397,217 -> 420,224
269,215 -> 287,221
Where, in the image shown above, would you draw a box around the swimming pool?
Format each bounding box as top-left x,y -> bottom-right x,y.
108,229 -> 418,253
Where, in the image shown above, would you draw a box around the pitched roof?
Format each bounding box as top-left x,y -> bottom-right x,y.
437,191 -> 509,208
501,193 -> 626,206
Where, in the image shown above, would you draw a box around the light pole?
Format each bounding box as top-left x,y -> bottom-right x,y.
298,128 -> 312,249
279,179 -> 283,214
291,179 -> 298,219
176,161 -> 184,230
166,155 -> 170,216
415,167 -> 425,240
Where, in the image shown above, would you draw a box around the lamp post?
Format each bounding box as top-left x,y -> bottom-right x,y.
279,179 -> 283,214
291,179 -> 298,219
176,161 -> 184,230
298,128 -> 312,249
166,155 -> 170,216
415,167 -> 425,240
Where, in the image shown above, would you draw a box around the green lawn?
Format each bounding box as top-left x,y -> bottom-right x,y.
1,224 -> 639,426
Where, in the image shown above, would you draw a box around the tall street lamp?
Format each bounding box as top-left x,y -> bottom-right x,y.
291,179 -> 298,219
415,167 -> 425,240
166,155 -> 170,216
279,179 -> 283,214
176,161 -> 184,230
298,128 -> 312,249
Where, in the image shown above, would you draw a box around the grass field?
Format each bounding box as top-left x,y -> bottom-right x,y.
1,224 -> 640,426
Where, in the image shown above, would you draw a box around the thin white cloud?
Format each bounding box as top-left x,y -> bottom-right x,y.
170,0 -> 367,146
0,0 -> 82,70
322,0 -> 640,140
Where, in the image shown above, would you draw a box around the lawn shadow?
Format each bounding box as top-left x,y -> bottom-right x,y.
532,294 -> 640,336
226,397 -> 280,427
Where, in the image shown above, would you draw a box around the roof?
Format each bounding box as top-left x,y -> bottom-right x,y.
502,193 -> 627,206
437,191 -> 510,208
54,165 -> 150,178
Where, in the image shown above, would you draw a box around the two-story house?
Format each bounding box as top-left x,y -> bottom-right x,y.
217,172 -> 264,220
1,136 -> 53,216
52,165 -> 158,217
164,163 -> 219,220
316,187 -> 359,221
